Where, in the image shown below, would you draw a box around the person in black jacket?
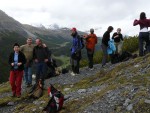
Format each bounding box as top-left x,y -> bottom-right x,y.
112,28 -> 123,54
101,26 -> 114,67
8,43 -> 26,98
33,39 -> 49,86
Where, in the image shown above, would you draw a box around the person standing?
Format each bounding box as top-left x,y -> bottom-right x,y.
112,28 -> 123,54
85,28 -> 97,70
33,39 -> 49,86
8,43 -> 26,98
101,26 -> 114,67
133,12 -> 150,56
70,28 -> 83,76
20,38 -> 35,87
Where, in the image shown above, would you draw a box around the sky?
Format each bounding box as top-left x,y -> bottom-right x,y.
0,0 -> 150,36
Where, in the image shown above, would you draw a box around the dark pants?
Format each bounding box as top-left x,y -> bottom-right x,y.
87,49 -> 94,68
70,58 -> 80,74
101,44 -> 108,66
35,62 -> 47,85
139,32 -> 150,56
24,66 -> 32,85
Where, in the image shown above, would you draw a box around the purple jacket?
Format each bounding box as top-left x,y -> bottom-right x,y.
133,19 -> 150,30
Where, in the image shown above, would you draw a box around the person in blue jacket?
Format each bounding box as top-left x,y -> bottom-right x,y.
70,27 -> 84,76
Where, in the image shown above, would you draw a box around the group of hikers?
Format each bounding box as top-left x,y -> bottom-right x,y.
8,12 -> 150,98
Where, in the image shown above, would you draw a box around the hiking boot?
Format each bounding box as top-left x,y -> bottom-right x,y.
71,72 -> 76,76
89,68 -> 94,71
16,95 -> 21,98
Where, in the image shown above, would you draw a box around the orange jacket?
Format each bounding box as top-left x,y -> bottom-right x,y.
86,34 -> 97,50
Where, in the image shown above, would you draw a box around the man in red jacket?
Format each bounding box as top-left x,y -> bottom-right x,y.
84,28 -> 97,70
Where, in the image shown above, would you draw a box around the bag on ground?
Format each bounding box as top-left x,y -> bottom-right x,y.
43,84 -> 64,113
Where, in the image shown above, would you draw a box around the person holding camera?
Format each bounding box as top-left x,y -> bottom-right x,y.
8,43 -> 26,98
133,12 -> 150,56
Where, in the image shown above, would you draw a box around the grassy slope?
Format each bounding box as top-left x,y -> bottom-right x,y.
0,54 -> 150,113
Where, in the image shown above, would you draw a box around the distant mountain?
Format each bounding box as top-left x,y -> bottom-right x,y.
0,10 -> 30,37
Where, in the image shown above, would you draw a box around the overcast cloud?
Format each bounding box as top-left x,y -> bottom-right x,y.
0,0 -> 150,36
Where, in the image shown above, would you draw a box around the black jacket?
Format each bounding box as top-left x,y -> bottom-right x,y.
112,32 -> 123,43
33,46 -> 49,62
8,51 -> 26,71
102,31 -> 110,47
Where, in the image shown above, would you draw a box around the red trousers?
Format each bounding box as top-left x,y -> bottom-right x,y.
9,70 -> 23,96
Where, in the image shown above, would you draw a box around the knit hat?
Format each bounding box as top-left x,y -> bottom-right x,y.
13,43 -> 20,47
90,28 -> 94,33
71,27 -> 77,32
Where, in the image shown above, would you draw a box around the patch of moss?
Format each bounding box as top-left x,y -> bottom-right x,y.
0,82 -> 11,93
134,99 -> 150,113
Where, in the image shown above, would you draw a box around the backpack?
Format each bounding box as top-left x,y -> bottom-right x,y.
48,84 -> 58,97
28,80 -> 43,99
43,96 -> 57,113
43,84 -> 64,113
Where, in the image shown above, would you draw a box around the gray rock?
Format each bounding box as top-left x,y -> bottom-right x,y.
64,88 -> 71,91
144,99 -> 150,104
123,99 -> 131,106
78,89 -> 87,93
32,108 -> 36,112
126,104 -> 133,111
33,100 -> 40,105
7,102 -> 15,106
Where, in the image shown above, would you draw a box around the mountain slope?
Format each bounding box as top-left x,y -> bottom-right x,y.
0,54 -> 150,113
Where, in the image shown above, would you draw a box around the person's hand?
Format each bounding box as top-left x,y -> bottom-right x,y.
115,35 -> 119,38
11,63 -> 14,66
44,59 -> 48,62
17,62 -> 22,66
43,44 -> 47,47
35,59 -> 38,63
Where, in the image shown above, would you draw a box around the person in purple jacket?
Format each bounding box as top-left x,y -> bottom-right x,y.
133,12 -> 150,56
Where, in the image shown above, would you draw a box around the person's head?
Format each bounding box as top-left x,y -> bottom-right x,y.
13,43 -> 20,53
117,28 -> 121,34
26,37 -> 32,45
71,27 -> 77,36
35,38 -> 42,46
107,26 -> 114,33
140,12 -> 146,20
90,28 -> 94,34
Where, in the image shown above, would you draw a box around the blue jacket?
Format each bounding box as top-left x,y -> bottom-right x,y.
107,39 -> 116,54
71,35 -> 82,55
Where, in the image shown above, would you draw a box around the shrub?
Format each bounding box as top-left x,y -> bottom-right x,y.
122,36 -> 139,53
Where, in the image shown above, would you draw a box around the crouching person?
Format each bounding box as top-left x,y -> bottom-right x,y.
8,43 -> 26,98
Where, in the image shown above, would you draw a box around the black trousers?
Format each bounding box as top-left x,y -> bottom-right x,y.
139,32 -> 150,56
87,49 -> 94,68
